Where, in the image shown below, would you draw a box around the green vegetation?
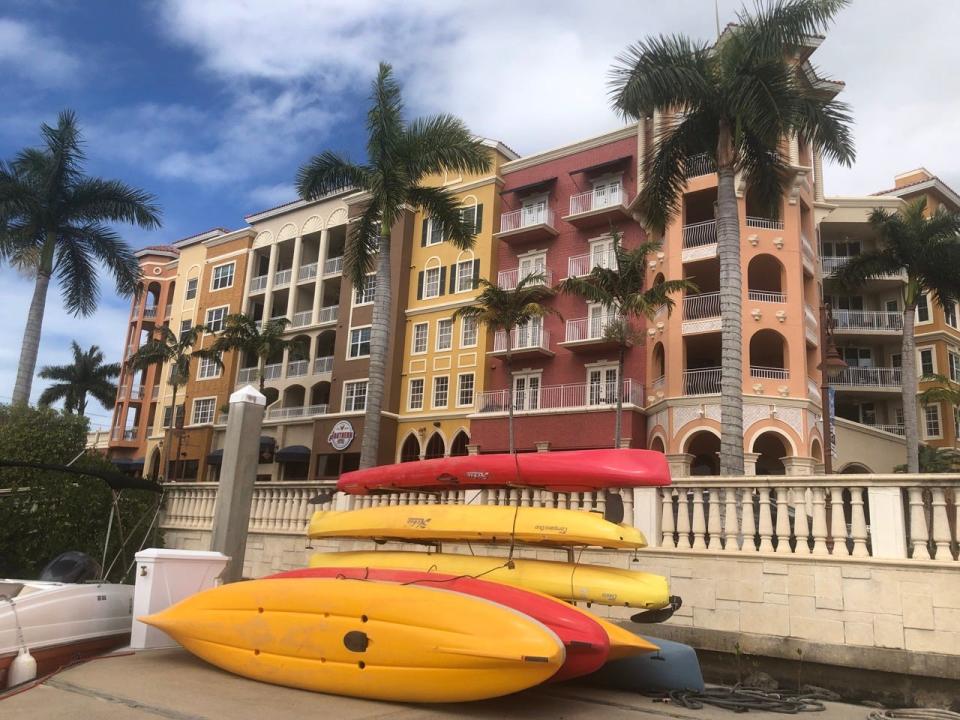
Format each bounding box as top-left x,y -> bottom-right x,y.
38,341 -> 120,416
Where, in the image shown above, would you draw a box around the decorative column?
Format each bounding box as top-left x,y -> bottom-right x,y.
312,228 -> 329,321
782,456 -> 817,476
743,452 -> 761,475
813,147 -> 825,202
262,243 -> 279,321
666,453 -> 694,478
288,235 -> 303,322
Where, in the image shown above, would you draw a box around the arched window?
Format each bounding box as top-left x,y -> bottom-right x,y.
400,434 -> 421,462
450,431 -> 470,456
424,432 -> 445,459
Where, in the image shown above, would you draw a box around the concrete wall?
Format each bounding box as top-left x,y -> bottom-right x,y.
835,417 -> 906,473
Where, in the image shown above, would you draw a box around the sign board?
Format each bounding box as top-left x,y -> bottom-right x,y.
327,420 -> 355,451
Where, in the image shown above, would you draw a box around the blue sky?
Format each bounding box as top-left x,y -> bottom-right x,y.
1,0 -> 958,429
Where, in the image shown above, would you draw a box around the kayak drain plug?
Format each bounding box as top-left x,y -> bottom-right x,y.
343,631 -> 370,652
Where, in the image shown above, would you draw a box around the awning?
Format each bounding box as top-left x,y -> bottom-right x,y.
276,445 -> 311,463
207,437 -> 276,466
500,177 -> 557,196
569,154 -> 632,176
112,457 -> 145,468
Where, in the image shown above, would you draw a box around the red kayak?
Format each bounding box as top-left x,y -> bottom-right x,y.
337,448 -> 671,495
269,566 -> 610,682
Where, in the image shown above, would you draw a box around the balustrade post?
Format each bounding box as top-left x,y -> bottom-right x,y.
740,489 -> 757,552
908,487 -> 932,560
849,488 -> 870,557
829,486 -> 849,557
706,489 -> 721,550
722,488 -> 738,551
774,487 -> 792,554
793,488 -> 811,555
660,489 -> 676,548
675,490 -> 691,549
866,485 -> 908,559
757,487 -> 774,552
931,488 -> 953,562
811,488 -> 829,555
691,489 -> 706,549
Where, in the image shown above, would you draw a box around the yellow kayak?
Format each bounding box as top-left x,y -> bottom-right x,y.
308,505 -> 647,549
140,577 -> 564,703
308,551 -> 670,609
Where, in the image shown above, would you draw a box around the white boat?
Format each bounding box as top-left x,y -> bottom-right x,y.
1,579 -> 133,687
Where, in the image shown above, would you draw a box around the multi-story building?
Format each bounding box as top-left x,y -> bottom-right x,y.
820,168 -> 960,469
469,126 -> 651,453
395,142 -> 517,462
108,244 -> 179,473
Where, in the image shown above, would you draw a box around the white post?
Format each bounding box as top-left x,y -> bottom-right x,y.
631,487 -> 661,547
867,485 -> 908,559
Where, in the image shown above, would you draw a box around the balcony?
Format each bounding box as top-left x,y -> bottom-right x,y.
291,310 -> 312,328
683,367 -> 721,395
475,378 -> 643,414
494,207 -> 558,244
266,404 -> 329,421
497,267 -> 553,291
317,306 -> 338,324
822,256 -> 905,282
263,363 -> 283,381
142,305 -> 158,320
748,290 -> 786,303
563,186 -> 630,228
561,314 -> 621,348
682,292 -> 721,335
491,327 -> 552,357
567,250 -> 614,278
323,256 -> 344,276
112,427 -> 138,442
298,263 -> 318,282
274,269 -> 293,288
832,309 -> 903,335
287,360 -> 309,378
249,275 -> 268,293
681,220 -> 717,262
314,356 -> 333,375
151,385 -> 159,400
685,153 -> 715,179
750,365 -> 790,380
805,303 -> 819,345
832,367 -> 902,390
801,232 -> 815,274
237,367 -> 259,384
129,385 -> 146,401
745,216 -> 784,230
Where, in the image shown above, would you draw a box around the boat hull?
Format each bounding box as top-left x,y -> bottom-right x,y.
139,577 -> 565,702
308,551 -> 670,609
338,449 -> 670,495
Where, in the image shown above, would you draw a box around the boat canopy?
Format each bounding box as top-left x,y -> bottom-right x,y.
0,460 -> 161,493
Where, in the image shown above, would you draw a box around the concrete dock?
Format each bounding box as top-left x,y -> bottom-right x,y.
2,648 -> 876,719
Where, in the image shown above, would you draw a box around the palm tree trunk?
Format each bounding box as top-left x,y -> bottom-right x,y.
716,123 -> 745,476
78,392 -> 87,417
161,383 -> 178,482
12,235 -> 56,405
359,228 -> 392,469
902,303 -> 920,473
258,356 -> 266,393
615,344 -> 625,448
506,346 -> 514,455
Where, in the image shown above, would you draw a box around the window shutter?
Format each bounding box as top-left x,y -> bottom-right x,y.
438,266 -> 447,296
417,271 -> 424,300
449,265 -> 457,294
474,204 -> 483,234
472,259 -> 481,285
421,218 -> 428,247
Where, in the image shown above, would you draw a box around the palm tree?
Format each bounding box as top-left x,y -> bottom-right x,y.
558,232 -> 693,446
833,199 -> 960,473
453,274 -> 559,454
919,373 -> 960,413
37,342 -> 120,416
0,110 -> 161,406
296,62 -> 490,469
609,0 -> 855,474
127,324 -> 219,480
210,314 -> 302,393
895,445 -> 960,474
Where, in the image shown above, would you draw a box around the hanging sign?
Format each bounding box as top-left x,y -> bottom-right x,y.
328,420 -> 355,451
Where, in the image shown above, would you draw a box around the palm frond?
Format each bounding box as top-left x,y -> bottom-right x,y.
793,95 -> 855,166
296,151 -> 372,200
400,114 -> 491,178
738,129 -> 792,218
406,185 -> 478,250
38,383 -> 73,408
735,0 -> 850,65
68,222 -> 142,297
54,238 -> 98,316
344,202 -> 383,285
366,62 -> 405,168
830,249 -> 902,290
66,178 -> 162,229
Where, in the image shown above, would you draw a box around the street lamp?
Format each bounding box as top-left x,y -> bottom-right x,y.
818,302 -> 848,474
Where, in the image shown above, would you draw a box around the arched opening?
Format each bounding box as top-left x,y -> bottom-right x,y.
149,448 -> 161,480
683,187 -> 716,225
144,282 -> 161,313
400,434 -> 421,462
315,330 -> 336,371
745,187 -> 781,223
685,431 -> 720,475
683,334 -> 721,394
262,387 -> 280,407
288,335 -> 310,376
650,436 -> 666,454
282,384 -> 306,409
753,431 -> 789,475
450,431 -> 470,456
810,438 -> 823,464
424,433 -> 445,459
310,381 -> 331,409
749,329 -> 788,380
653,272 -> 665,287
747,254 -> 785,298
841,463 -> 871,474
652,342 -> 665,380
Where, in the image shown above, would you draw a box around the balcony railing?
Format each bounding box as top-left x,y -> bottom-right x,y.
475,378 -> 643,414
497,267 -> 552,291
568,185 -> 623,216
317,306 -> 338,324
263,363 -> 283,381
499,207 -> 555,233
492,326 -> 550,353
750,366 -> 790,380
685,153 -> 715,178
266,404 -> 329,420
748,290 -> 786,303
864,423 -> 906,436
683,367 -> 721,395
291,310 -> 312,328
151,385 -> 159,400
833,367 -> 902,388
323,256 -> 344,275
832,310 -> 903,333
287,360 -> 309,378
237,367 -> 258,384
314,356 -> 333,374
249,275 -> 268,292
298,263 -> 318,281
683,292 -> 720,319
681,219 -> 717,248
274,269 -> 292,287
564,314 -> 619,343
822,256 -> 905,281
746,216 -> 784,230
129,385 -> 146,400
142,305 -> 158,319
567,251 -> 614,278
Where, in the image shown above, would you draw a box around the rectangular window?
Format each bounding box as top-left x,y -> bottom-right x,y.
412,322 -> 429,354
425,218 -> 444,246
162,404 -> 185,428
408,378 -> 424,410
588,365 -> 619,405
179,319 -> 193,341
513,373 -> 541,411
423,267 -> 441,298
436,319 -> 453,351
917,294 -> 930,323
946,303 -> 958,329
920,348 -> 935,377
461,316 -> 478,347
455,260 -> 475,293
457,373 -> 475,407
349,327 -> 372,358
460,204 -> 481,233
950,351 -> 960,382
205,307 -> 227,332
343,381 -> 368,412
211,263 -> 235,290
185,278 -> 198,300
432,376 -> 449,408
197,354 -> 221,380
591,177 -> 622,208
924,403 -> 941,438
192,398 -> 216,425
354,274 -> 376,305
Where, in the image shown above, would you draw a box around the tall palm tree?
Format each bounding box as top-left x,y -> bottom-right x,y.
833,199 -> 960,472
558,232 -> 693,446
609,0 -> 855,474
454,274 -> 559,454
296,62 -> 490,469
0,110 -> 161,406
127,324 -> 219,480
210,314 -> 302,393
37,341 -> 120,416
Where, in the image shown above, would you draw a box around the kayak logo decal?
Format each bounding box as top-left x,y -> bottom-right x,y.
465,471 -> 489,480
406,517 -> 432,529
533,524 -> 568,534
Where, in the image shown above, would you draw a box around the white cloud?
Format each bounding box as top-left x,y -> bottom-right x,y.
248,182 -> 297,210
0,18 -> 79,85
